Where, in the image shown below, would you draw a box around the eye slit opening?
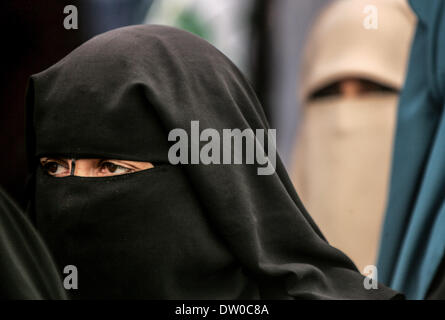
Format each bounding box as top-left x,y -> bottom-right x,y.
308,78 -> 399,101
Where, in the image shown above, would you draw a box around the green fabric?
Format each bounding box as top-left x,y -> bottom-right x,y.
377,0 -> 445,300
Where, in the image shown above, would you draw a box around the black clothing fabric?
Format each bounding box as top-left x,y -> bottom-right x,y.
426,256 -> 445,299
26,25 -> 401,299
35,165 -> 258,299
0,186 -> 66,299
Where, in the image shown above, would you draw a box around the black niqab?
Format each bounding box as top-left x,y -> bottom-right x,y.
26,25 -> 401,299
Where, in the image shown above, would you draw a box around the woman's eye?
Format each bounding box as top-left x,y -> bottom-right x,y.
100,162 -> 132,175
42,161 -> 69,176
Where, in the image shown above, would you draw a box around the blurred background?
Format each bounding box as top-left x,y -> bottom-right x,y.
0,0 -> 415,271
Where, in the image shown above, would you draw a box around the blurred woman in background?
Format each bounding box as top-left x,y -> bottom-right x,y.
290,0 -> 415,271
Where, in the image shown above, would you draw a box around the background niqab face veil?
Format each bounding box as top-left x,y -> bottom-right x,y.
27,25 -> 401,299
290,0 -> 416,271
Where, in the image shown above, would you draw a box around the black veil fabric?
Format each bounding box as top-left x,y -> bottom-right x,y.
26,25 -> 401,299
0,186 -> 66,299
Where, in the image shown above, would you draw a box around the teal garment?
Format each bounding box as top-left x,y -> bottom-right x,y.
377,0 -> 445,300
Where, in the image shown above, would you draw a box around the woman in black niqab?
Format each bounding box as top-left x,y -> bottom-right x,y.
26,25 -> 401,299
